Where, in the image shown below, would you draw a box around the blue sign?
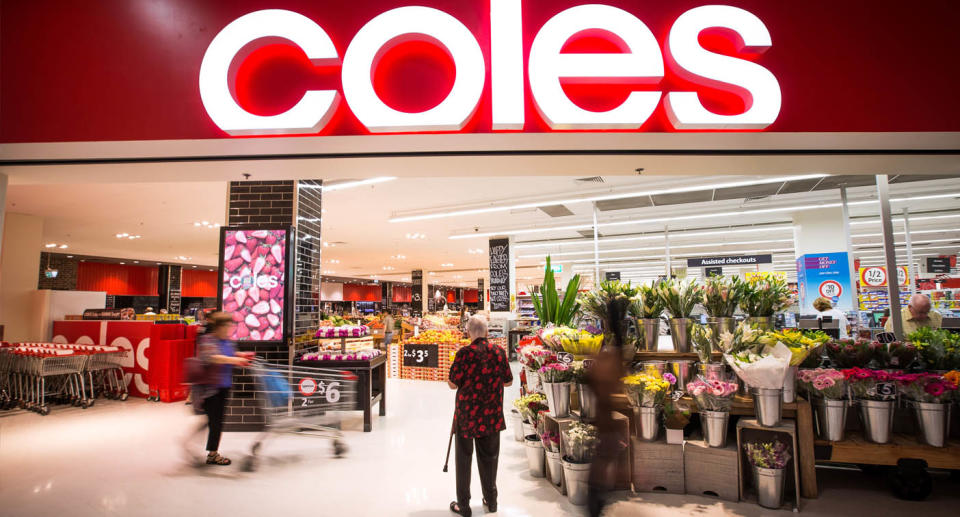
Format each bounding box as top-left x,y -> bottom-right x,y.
796,252 -> 854,313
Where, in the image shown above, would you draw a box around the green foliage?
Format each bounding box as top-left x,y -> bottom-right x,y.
531,256 -> 582,326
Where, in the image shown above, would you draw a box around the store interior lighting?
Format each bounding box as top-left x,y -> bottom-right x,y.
299,177 -> 396,191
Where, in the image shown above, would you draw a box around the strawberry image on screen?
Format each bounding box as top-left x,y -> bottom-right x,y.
221,229 -> 286,342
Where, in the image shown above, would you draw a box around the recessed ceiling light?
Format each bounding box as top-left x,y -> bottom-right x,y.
119,262 -> 125,265
45,243 -> 57,248
67,255 -> 73,258
194,222 -> 201,227
405,233 -> 427,240
58,244 -> 68,249
133,261 -> 139,264
441,263 -> 454,267
192,265 -> 197,268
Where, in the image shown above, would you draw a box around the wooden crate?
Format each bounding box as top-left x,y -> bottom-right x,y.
684,439 -> 740,502
736,419 -> 801,511
542,414 -> 577,494
549,412 -> 631,492
632,438 -> 684,494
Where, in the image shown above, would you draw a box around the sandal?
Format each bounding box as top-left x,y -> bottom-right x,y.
449,501 -> 471,517
206,452 -> 232,466
483,499 -> 497,513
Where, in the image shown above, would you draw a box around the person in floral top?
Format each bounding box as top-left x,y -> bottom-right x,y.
447,316 -> 513,517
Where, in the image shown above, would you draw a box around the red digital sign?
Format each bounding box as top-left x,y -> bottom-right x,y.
218,228 -> 291,343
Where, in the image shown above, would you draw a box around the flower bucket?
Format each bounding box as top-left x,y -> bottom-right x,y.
746,316 -> 774,331
701,410 -> 729,448
666,428 -> 684,445
813,399 -> 848,442
637,406 -> 661,441
543,381 -> 571,418
577,383 -> 597,421
708,316 -> 737,346
753,466 -> 786,509
858,399 -> 894,444
668,359 -> 696,390
545,450 -> 563,487
639,360 -> 667,376
668,317 -> 694,353
525,369 -> 541,393
510,409 -> 524,442
638,318 -> 660,352
751,387 -> 783,427
524,435 -> 545,478
561,458 -> 591,505
912,401 -> 952,447
521,420 -> 533,439
698,362 -> 728,382
782,366 -> 798,404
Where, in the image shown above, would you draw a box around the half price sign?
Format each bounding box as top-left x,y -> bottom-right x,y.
859,266 -> 908,288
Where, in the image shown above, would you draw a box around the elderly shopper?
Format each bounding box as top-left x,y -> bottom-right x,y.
885,293 -> 943,335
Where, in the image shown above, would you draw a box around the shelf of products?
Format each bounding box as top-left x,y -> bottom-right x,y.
919,288 -> 960,310
858,287 -> 910,311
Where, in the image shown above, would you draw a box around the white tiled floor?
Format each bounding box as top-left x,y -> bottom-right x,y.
1,367 -> 958,517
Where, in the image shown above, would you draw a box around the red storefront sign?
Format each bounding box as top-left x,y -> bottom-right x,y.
3,0 -> 960,143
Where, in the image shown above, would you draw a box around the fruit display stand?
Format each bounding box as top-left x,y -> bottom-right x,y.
318,336 -> 375,354
294,354 -> 386,432
736,419 -> 802,511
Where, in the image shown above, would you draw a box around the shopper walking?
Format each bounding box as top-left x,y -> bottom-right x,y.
382,311 -> 395,348
184,312 -> 250,466
812,297 -> 851,339
447,316 -> 513,517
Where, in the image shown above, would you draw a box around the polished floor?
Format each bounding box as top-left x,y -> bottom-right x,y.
1,367 -> 959,517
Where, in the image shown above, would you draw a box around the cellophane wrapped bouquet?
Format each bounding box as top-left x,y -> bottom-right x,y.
540,326 -> 603,357
760,329 -> 829,366
562,422 -> 599,463
701,275 -> 746,318
842,368 -> 897,401
725,342 -> 792,389
540,430 -> 561,453
825,339 -> 881,368
538,362 -> 574,383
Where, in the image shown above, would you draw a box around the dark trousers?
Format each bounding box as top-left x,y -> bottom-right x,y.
455,431 -> 500,508
203,388 -> 229,452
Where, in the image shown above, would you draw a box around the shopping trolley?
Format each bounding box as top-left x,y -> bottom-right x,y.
0,345 -> 87,415
243,358 -> 359,472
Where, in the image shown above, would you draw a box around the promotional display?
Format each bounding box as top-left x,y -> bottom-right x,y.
218,227 -> 293,343
858,265 -> 908,288
796,253 -> 854,313
489,238 -> 511,312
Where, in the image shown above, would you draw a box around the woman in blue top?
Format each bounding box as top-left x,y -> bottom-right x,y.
191,312 -> 250,466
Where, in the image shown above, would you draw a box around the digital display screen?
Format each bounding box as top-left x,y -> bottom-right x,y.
219,228 -> 288,342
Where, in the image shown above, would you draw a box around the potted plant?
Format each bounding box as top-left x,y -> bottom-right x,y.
687,377 -> 738,447
739,275 -> 792,330
895,372 -> 958,447
797,368 -> 848,441
843,368 -> 897,443
530,256 -> 582,326
572,361 -> 597,420
702,275 -> 746,339
539,362 -> 573,417
744,441 -> 792,509
621,371 -> 673,441
579,280 -> 640,360
631,282 -> 665,352
561,422 -> 599,506
541,430 -> 562,486
655,278 -> 703,353
662,398 -> 691,444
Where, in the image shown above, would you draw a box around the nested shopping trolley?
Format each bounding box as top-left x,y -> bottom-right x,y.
243,358 -> 358,471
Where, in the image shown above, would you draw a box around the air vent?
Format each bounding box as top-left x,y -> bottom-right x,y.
539,205 -> 575,217
575,176 -> 605,184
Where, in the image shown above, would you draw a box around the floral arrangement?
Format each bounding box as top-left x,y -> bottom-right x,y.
663,399 -> 693,429
655,278 -> 703,319
630,282 -> 665,319
518,343 -> 556,370
579,281 -> 639,349
842,368 -> 898,401
621,372 -> 673,407
687,378 -> 738,411
315,325 -> 369,338
513,393 -> 548,423
538,362 -> 574,383
725,342 -> 792,389
744,441 -> 792,469
691,324 -> 714,363
739,275 -> 793,317
540,326 -> 603,356
878,341 -> 917,369
301,348 -> 381,361
907,327 -> 960,370
796,368 -> 846,399
895,372 -> 958,403
531,256 -> 582,327
563,422 -> 599,463
702,276 -> 746,318
825,339 -> 881,368
541,430 -> 561,453
571,361 -> 589,384
759,329 -> 829,366
717,321 -> 763,355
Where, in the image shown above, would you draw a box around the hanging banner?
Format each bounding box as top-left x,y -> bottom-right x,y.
797,253 -> 854,313
859,266 -> 909,288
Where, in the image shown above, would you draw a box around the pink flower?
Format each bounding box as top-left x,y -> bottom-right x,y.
813,378 -> 828,390
819,377 -> 836,388
925,382 -> 945,397
663,372 -> 677,385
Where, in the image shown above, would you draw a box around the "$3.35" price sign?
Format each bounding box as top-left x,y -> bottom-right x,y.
403,344 -> 439,368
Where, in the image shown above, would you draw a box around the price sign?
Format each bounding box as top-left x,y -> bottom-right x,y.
403,344 -> 439,368
862,267 -> 886,287
557,352 -> 574,364
818,280 -> 843,298
875,382 -> 897,399
876,332 -> 897,344
582,359 -> 596,369
298,378 -> 317,396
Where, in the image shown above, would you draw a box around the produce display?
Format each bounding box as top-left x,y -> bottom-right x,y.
404,329 -> 469,346
315,325 -> 369,338
301,349 -> 382,361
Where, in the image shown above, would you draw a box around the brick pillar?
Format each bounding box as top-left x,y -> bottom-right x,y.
294,179 -> 322,342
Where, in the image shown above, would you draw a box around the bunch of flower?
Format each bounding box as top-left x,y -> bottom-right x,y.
907,327 -> 960,370
540,326 -> 604,356
621,372 -> 673,407
687,378 -> 738,411
517,342 -> 546,369
739,275 -> 793,317
760,329 -> 829,366
842,368 -> 898,401
663,399 -> 692,429
513,393 -> 548,423
825,339 -> 881,368
691,324 -> 714,364
796,368 -> 846,399
540,430 -> 561,453
725,343 -> 793,389
878,341 -> 918,369
702,275 -> 747,318
571,361 -> 589,384
655,278 -> 703,319
579,281 -> 639,348
562,422 -> 599,463
630,282 -> 665,319
538,362 -> 574,383
717,321 -> 764,355
895,372 -> 958,403
744,441 -> 792,469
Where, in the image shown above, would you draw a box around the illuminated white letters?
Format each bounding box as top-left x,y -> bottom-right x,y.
198,9 -> 340,135
341,6 -> 485,132
528,4 -> 663,130
664,5 -> 781,129
490,0 -> 525,130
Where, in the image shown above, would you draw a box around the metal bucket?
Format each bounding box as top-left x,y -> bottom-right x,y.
525,369 -> 540,393
545,450 -> 563,487
577,383 -> 597,421
701,410 -> 730,448
747,316 -> 774,331
562,459 -> 592,506
524,435 -> 545,478
698,362 -> 729,382
751,387 -> 783,427
708,316 -> 737,344
543,381 -> 571,418
510,409 -> 524,442
912,401 -> 952,447
753,466 -> 786,509
782,366 -> 798,403
813,398 -> 848,442
668,317 -> 694,353
637,318 -> 661,352
668,360 -> 696,390
521,420 -> 533,438
637,406 -> 661,441
640,360 -> 667,376
858,399 -> 895,444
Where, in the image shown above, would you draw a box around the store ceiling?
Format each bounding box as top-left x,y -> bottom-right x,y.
4,175 -> 960,289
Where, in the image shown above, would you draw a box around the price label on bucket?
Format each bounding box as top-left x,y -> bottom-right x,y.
557,352 -> 574,364
582,359 -> 595,369
876,332 -> 897,344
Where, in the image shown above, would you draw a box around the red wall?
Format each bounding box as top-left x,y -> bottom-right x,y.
446,291 -> 456,303
77,262 -> 159,296
343,284 -> 381,302
392,285 -> 412,303
182,270 -> 218,297
464,289 -> 479,303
